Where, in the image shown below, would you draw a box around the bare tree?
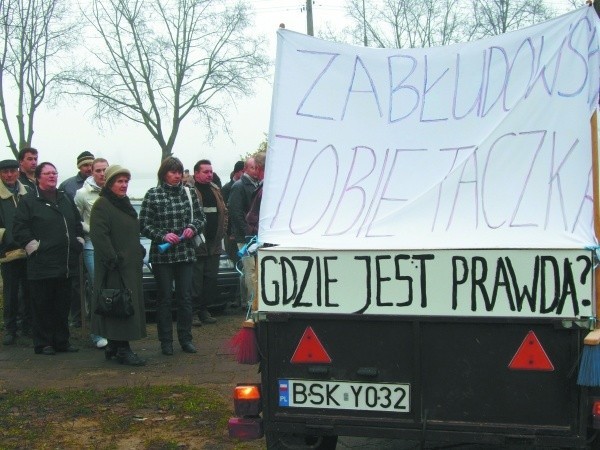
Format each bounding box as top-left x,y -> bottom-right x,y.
471,0 -> 554,38
343,0 -> 469,48
65,0 -> 269,161
340,0 -> 558,50
0,0 -> 75,157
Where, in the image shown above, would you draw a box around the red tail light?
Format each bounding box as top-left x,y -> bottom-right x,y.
592,399 -> 600,430
233,384 -> 262,417
229,384 -> 263,440
234,385 -> 260,401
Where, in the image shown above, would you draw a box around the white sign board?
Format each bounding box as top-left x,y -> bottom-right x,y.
259,7 -> 600,250
258,248 -> 594,318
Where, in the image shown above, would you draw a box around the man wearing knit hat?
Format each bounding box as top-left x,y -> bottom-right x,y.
59,151 -> 95,200
58,150 -> 95,329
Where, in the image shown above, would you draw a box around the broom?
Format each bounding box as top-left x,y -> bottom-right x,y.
227,316 -> 259,365
227,251 -> 261,365
578,111 -> 600,387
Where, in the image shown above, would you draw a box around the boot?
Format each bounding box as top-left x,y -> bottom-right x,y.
199,309 -> 217,324
116,347 -> 146,366
105,340 -> 118,360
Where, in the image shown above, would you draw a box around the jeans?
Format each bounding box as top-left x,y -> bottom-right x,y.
83,248 -> 104,344
153,262 -> 194,345
83,248 -> 95,285
237,243 -> 256,307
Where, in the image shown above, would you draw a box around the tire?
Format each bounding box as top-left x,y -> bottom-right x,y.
265,431 -> 338,449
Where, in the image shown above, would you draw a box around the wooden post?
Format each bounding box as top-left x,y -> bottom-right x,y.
584,111 -> 600,344
593,112 -> 600,317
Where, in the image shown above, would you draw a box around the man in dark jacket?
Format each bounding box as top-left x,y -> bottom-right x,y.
227,155 -> 263,308
221,160 -> 244,262
58,150 -> 94,329
18,147 -> 37,191
59,151 -> 95,199
190,159 -> 228,326
13,162 -> 84,355
221,161 -> 245,205
0,159 -> 31,344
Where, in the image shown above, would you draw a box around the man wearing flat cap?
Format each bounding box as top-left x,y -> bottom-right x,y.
59,151 -> 95,200
0,159 -> 31,345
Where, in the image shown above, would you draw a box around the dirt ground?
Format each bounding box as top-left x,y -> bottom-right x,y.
0,304 -> 266,449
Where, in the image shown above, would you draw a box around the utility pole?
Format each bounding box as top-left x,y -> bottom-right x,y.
306,0 -> 314,36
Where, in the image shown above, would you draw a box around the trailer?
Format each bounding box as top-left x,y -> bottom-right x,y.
229,7 -> 600,448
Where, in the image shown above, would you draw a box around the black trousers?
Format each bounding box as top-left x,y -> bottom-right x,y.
191,254 -> 220,315
29,278 -> 71,352
0,259 -> 31,334
153,262 -> 193,345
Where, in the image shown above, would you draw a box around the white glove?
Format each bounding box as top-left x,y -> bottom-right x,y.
25,240 -> 39,255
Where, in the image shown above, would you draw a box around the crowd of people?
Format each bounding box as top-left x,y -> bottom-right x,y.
0,146 -> 267,366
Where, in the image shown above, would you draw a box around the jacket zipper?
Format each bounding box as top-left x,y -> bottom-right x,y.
62,215 -> 70,279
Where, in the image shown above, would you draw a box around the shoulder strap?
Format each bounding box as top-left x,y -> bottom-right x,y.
103,267 -> 127,289
184,186 -> 194,222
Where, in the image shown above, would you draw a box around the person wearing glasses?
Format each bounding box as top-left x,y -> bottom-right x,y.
13,162 -> 84,355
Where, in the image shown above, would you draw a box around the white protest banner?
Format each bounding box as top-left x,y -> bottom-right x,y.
259,7 -> 600,250
258,248 -> 594,318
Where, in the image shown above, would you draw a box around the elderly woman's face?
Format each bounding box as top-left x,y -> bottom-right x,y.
164,170 -> 182,186
110,175 -> 130,197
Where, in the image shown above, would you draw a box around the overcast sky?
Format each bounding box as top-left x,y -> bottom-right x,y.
3,0 -> 575,198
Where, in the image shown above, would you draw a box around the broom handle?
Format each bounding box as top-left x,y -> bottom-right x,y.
592,110 -> 600,322
583,111 -> 600,345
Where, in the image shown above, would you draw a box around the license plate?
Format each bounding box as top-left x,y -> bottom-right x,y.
278,379 -> 410,412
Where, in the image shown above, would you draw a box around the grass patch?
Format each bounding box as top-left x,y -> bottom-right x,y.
0,384 -> 255,449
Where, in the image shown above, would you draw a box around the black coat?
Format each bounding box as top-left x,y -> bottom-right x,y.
13,189 -> 83,280
227,175 -> 258,243
90,196 -> 146,341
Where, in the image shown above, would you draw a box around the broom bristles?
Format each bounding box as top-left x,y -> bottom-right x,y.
227,320 -> 260,365
578,344 -> 600,386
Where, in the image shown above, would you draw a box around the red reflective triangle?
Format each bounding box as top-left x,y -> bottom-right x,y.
508,331 -> 554,371
291,326 -> 332,364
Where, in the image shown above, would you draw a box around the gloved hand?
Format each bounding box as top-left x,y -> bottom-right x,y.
25,240 -> 39,255
164,232 -> 180,244
181,227 -> 195,240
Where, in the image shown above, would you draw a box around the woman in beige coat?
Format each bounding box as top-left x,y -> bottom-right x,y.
90,165 -> 146,366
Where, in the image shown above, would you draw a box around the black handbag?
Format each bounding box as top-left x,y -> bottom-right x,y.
95,271 -> 134,319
